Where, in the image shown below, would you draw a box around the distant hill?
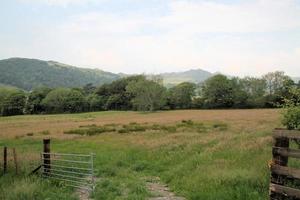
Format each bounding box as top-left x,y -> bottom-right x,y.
5,57 -> 297,91
160,69 -> 214,86
292,77 -> 300,83
0,58 -> 120,90
0,58 -> 217,90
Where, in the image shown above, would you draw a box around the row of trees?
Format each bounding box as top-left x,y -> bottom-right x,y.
0,71 -> 299,116
199,71 -> 295,109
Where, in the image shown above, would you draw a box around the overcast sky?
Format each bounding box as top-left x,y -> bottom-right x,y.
1,0 -> 300,77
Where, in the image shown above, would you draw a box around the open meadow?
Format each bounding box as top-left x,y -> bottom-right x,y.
0,109 -> 280,199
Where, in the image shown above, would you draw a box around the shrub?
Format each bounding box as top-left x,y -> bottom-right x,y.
282,106 -> 300,130
281,87 -> 300,130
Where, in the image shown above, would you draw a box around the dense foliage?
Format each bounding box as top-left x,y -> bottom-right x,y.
201,75 -> 235,108
167,82 -> 196,109
0,87 -> 26,116
42,88 -> 86,113
127,77 -> 167,111
281,87 -> 300,130
95,75 -> 144,110
0,71 -> 299,116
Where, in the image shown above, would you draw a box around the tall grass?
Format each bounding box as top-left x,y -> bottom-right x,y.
0,110 -> 279,199
0,175 -> 77,200
63,120 -> 228,136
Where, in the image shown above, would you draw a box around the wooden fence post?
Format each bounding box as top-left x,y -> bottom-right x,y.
43,139 -> 51,176
270,136 -> 289,199
273,137 -> 289,166
3,146 -> 7,174
13,148 -> 18,175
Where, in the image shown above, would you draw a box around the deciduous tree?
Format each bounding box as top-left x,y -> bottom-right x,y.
126,78 -> 167,111
167,82 -> 196,109
202,75 -> 234,108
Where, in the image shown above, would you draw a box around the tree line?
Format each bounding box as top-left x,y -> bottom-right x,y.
0,71 -> 299,116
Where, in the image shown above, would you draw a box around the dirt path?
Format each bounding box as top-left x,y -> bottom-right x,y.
76,189 -> 91,200
76,176 -> 186,200
76,176 -> 98,200
146,177 -> 186,200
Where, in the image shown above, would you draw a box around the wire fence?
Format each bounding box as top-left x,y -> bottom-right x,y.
0,146 -> 40,175
1,140 -> 96,191
41,152 -> 95,191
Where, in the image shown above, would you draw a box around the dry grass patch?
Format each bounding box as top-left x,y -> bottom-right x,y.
0,109 -> 279,139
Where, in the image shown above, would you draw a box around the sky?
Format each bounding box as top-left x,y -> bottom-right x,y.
0,0 -> 300,77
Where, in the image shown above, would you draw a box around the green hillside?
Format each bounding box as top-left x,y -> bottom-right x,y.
0,58 -> 222,90
0,58 -> 120,90
161,69 -> 213,86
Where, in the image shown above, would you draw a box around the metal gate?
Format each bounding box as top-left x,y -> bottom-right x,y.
41,152 -> 95,191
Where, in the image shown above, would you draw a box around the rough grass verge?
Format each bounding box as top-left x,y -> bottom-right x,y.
64,126 -> 117,136
63,120 -> 228,136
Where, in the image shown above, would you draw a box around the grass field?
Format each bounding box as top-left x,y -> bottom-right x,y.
0,109 -> 281,199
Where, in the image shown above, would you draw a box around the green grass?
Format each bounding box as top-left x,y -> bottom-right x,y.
0,110 -> 278,199
0,132 -> 270,199
0,175 -> 77,200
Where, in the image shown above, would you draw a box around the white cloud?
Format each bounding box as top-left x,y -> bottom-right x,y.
20,0 -> 98,6
62,0 -> 300,35
162,0 -> 300,33
7,0 -> 300,76
64,12 -> 149,35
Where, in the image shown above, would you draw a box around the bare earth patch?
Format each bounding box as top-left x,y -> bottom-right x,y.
75,176 -> 98,200
146,177 -> 186,200
76,189 -> 90,200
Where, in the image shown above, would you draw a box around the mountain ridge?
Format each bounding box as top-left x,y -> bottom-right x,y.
0,57 -> 299,90
0,58 -> 216,90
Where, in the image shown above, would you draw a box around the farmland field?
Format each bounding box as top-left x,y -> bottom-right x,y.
0,109 -> 280,199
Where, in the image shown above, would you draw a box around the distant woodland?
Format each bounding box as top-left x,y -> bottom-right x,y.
1,71 -> 299,116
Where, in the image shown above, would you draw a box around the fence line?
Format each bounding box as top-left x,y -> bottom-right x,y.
1,139 -> 96,192
1,146 -> 20,175
270,128 -> 300,199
